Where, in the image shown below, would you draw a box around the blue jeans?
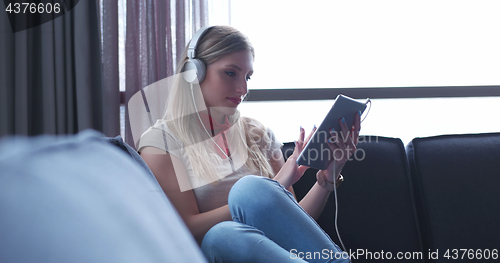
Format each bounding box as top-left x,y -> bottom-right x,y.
201,175 -> 350,263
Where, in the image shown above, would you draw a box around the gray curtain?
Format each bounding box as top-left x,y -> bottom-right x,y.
100,0 -> 121,138
0,0 -> 119,138
123,0 -> 208,148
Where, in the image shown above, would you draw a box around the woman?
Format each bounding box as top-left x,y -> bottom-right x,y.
139,25 -> 360,263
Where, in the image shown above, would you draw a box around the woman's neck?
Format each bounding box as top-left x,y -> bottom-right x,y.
207,108 -> 225,124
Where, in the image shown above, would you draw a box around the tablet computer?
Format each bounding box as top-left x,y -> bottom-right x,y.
296,94 -> 368,170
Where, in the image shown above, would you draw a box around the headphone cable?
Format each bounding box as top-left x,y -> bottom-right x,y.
190,83 -> 262,177
333,161 -> 347,253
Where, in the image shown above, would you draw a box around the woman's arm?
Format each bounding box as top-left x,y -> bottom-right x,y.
270,148 -> 331,220
272,127 -> 312,190
269,127 -> 329,219
140,146 -> 231,245
301,113 -> 361,219
271,113 -> 361,220
270,149 -> 297,200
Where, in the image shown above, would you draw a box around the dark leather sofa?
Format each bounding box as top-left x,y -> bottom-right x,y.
286,133 -> 500,262
2,131 -> 499,262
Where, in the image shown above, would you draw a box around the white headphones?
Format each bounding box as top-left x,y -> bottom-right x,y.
182,26 -> 214,84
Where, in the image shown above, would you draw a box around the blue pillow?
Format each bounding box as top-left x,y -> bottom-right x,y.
0,130 -> 207,263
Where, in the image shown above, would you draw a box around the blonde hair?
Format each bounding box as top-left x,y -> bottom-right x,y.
164,25 -> 275,184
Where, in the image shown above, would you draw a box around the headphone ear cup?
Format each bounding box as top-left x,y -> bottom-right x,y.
182,59 -> 206,84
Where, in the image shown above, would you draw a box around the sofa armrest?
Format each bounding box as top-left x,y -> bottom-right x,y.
0,130 -> 207,263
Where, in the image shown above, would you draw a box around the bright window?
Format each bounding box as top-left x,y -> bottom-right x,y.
228,0 -> 500,143
230,0 -> 500,89
238,97 -> 500,145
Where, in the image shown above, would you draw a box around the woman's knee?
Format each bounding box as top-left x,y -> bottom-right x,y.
201,221 -> 264,261
228,175 -> 292,223
229,175 -> 279,205
202,221 -> 237,250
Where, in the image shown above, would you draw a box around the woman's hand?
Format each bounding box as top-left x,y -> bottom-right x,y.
274,126 -> 316,189
317,112 -> 361,187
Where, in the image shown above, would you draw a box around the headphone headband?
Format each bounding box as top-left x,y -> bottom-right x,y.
183,26 -> 214,84
187,26 -> 213,59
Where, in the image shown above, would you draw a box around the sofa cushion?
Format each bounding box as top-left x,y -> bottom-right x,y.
406,133 -> 500,262
286,136 -> 423,262
104,135 -> 155,179
0,130 -> 207,263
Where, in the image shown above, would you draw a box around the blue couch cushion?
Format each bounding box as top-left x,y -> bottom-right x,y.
104,135 -> 155,179
0,130 -> 207,263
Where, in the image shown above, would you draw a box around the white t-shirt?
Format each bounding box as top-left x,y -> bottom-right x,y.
137,118 -> 283,213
